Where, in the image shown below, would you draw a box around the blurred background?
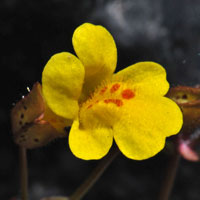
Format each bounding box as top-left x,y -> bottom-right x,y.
1,0 -> 200,199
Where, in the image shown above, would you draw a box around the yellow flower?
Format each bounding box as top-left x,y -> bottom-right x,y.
42,23 -> 183,160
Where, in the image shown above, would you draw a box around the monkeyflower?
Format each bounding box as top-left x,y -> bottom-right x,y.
42,23 -> 183,160
33,23 -> 183,160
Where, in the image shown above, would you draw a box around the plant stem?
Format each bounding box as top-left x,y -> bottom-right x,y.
69,147 -> 119,200
19,147 -> 28,200
158,152 -> 180,200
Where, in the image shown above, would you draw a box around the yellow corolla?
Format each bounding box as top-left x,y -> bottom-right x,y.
42,23 -> 183,160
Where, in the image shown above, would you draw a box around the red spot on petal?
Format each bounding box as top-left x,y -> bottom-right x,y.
110,83 -> 120,93
87,100 -> 99,109
99,86 -> 108,95
122,89 -> 135,99
104,99 -> 110,104
87,104 -> 93,109
104,99 -> 123,107
115,99 -> 123,107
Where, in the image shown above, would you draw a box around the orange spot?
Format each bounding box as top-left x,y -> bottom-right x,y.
104,99 -> 123,107
87,100 -> 99,109
110,83 -> 120,93
122,89 -> 135,99
99,86 -> 108,95
87,104 -> 93,109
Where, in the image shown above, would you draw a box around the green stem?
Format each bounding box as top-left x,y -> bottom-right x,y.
158,152 -> 180,200
19,147 -> 28,200
69,147 -> 119,200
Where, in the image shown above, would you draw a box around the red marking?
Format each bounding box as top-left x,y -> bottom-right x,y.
100,86 -> 108,95
110,83 -> 120,93
87,101 -> 99,109
104,99 -> 123,107
122,89 -> 135,99
87,104 -> 93,109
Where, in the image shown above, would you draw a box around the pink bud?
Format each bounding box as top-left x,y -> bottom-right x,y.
178,141 -> 199,162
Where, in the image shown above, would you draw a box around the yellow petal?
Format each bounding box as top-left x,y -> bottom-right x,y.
68,91 -> 121,160
114,62 -> 169,96
69,119 -> 113,160
114,96 -> 183,160
72,23 -> 117,99
42,52 -> 85,119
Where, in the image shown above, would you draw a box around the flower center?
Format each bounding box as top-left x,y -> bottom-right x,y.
79,82 -> 136,128
84,82 -> 135,109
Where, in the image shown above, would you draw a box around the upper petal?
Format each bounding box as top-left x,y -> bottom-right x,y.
72,23 -> 117,98
114,96 -> 183,160
42,52 -> 85,119
114,62 -> 169,96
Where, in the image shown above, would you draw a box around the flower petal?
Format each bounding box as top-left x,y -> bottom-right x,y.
114,62 -> 169,96
42,52 -> 85,119
69,119 -> 113,160
114,96 -> 183,160
72,23 -> 117,98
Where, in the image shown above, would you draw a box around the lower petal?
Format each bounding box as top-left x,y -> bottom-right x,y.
69,119 -> 113,160
114,96 -> 183,160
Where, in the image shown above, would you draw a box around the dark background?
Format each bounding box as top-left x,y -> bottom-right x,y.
2,0 -> 200,199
